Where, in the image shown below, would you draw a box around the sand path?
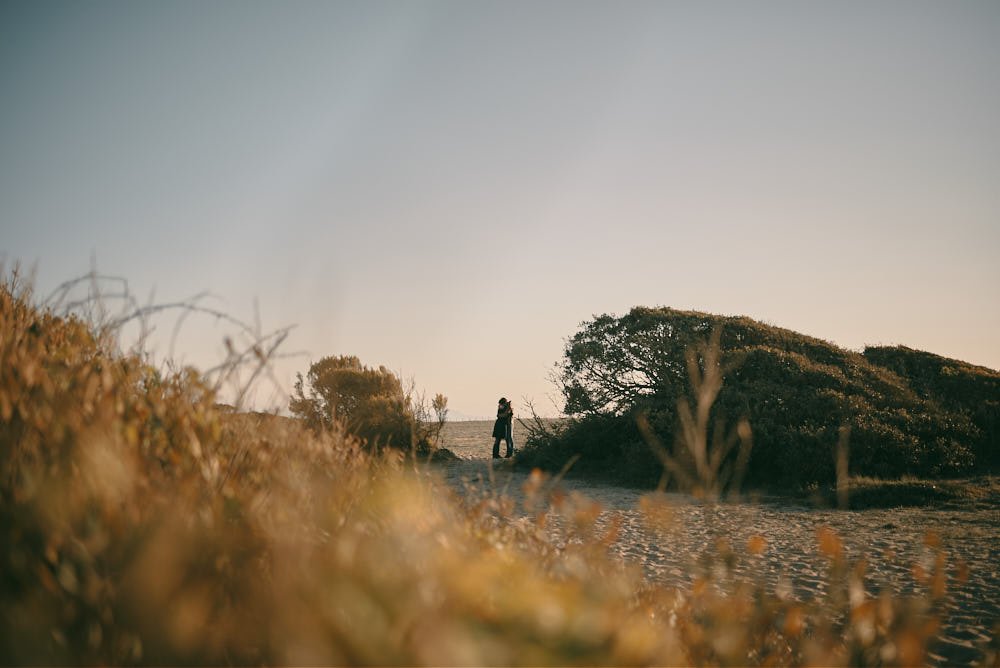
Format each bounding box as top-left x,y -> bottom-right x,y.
435,454 -> 1000,666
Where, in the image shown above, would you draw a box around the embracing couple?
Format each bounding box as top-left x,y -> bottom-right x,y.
491,397 -> 514,459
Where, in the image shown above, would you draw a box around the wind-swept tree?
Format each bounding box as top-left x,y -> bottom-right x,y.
534,307 -> 981,488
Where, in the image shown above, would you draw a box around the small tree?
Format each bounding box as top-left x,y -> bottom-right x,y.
431,393 -> 448,447
290,355 -> 424,451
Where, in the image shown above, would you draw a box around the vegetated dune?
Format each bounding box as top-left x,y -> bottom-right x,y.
863,345 -> 1000,472
519,307 -> 1000,490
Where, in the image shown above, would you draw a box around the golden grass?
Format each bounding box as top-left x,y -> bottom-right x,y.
1,271 -> 995,665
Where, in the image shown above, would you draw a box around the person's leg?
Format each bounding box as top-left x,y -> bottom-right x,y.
504,423 -> 514,457
493,437 -> 502,458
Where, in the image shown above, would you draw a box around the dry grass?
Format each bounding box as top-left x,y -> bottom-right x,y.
1,269 -> 995,665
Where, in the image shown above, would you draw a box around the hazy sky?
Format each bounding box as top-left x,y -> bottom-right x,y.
2,1 -> 998,418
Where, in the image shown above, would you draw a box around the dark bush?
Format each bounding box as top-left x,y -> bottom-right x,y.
864,345 -> 999,472
527,307 -> 993,490
517,411 -> 662,487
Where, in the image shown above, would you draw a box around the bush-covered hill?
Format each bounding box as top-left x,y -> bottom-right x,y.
517,307 -> 998,490
863,345 -> 1000,472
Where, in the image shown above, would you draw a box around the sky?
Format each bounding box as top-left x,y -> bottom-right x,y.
2,1 -> 998,419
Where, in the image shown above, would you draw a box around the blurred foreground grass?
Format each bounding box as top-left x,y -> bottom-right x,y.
2,272 -> 997,666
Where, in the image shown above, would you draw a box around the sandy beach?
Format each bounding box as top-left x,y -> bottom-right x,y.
437,421 -> 1000,666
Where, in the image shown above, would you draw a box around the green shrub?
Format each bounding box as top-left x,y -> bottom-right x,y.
534,307 -> 989,490
864,345 -> 999,472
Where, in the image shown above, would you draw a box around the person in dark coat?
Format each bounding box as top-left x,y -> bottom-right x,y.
492,397 -> 514,459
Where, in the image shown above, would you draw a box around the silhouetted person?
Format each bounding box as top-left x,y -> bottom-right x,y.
492,397 -> 514,459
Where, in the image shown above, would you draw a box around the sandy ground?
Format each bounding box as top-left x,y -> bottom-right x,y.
437,421 -> 1000,666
